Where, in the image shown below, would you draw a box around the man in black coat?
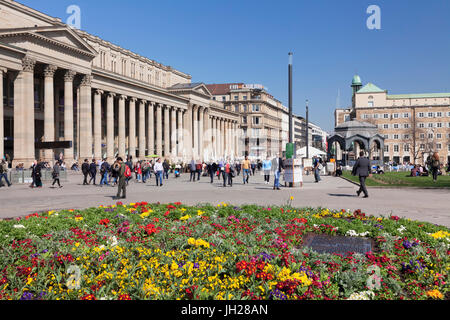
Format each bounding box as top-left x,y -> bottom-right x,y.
352,151 -> 372,198
81,159 -> 90,185
89,159 -> 97,185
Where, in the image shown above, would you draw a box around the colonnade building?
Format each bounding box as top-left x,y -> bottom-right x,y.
0,0 -> 240,166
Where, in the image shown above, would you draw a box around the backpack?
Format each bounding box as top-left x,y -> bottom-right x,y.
432,160 -> 439,168
124,165 -> 132,178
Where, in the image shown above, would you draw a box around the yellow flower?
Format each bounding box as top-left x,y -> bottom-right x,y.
429,230 -> 450,239
290,196 -> 294,201
75,216 -> 83,221
426,289 -> 443,299
180,215 -> 191,221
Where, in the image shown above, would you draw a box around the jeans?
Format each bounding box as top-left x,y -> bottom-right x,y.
163,170 -> 169,180
100,172 -> 109,185
197,170 -> 201,180
190,171 -> 196,181
0,173 -> 11,186
243,169 -> 250,183
136,173 -> 141,182
156,171 -> 163,186
314,169 -> 321,182
274,171 -> 280,188
432,168 -> 438,181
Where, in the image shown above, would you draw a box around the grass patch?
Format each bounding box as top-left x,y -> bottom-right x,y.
342,171 -> 450,188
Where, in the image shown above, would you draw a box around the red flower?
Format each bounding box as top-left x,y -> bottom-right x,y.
81,294 -> 97,300
99,219 -> 110,226
118,294 -> 131,300
164,211 -> 170,217
116,201 -> 123,206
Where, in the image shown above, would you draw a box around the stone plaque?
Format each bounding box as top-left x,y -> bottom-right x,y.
302,233 -> 373,255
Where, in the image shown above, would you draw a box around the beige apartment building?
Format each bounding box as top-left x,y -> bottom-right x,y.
206,83 -> 285,159
0,0 -> 239,166
335,75 -> 450,164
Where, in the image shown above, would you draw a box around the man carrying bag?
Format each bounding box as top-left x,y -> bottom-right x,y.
352,151 -> 372,198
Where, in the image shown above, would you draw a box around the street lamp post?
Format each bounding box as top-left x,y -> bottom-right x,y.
306,99 -> 309,159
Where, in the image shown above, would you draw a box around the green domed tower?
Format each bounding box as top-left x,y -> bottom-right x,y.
351,75 -> 362,94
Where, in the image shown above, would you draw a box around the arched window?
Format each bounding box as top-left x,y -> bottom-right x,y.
368,96 -> 374,108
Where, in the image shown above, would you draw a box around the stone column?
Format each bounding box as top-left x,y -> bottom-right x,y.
13,57 -> 36,166
215,118 -> 220,159
211,116 -> 215,159
163,105 -> 170,158
192,105 -> 198,160
129,97 -> 137,159
118,95 -> 126,159
177,108 -> 183,158
93,89 -> 103,160
218,119 -> 222,159
0,68 -> 5,160
43,65 -> 57,163
234,122 -> 238,157
156,103 -> 162,156
170,107 -> 177,159
106,92 -> 115,162
63,70 -> 76,161
184,104 -> 193,160
147,102 -> 155,155
138,100 -> 146,160
79,75 -> 93,160
198,106 -> 204,160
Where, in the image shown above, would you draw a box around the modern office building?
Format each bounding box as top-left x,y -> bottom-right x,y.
334,75 -> 450,164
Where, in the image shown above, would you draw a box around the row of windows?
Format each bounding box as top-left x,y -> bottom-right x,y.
242,116 -> 261,125
384,133 -> 449,140
99,50 -> 166,87
384,144 -> 450,152
362,111 -> 450,120
417,111 -> 450,118
232,104 -> 261,113
417,122 -> 450,128
378,122 -> 450,129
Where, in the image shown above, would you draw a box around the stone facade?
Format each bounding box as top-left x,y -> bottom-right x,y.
206,83 -> 286,159
335,76 -> 450,165
0,0 -> 239,165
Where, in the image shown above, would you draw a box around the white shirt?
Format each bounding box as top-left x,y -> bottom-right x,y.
154,162 -> 164,172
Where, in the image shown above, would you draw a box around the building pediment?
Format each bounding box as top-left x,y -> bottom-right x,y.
168,82 -> 213,99
0,26 -> 97,58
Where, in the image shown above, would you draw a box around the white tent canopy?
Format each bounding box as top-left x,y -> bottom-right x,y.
296,146 -> 326,158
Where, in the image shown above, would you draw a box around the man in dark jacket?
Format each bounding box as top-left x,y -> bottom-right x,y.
81,159 -> 90,185
189,159 -> 196,182
89,159 -> 97,185
352,151 -> 371,198
115,157 -> 126,199
100,159 -> 110,186
272,154 -> 284,190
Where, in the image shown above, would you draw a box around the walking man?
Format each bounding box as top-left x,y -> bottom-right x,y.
115,157 -> 126,199
0,159 -> 11,187
242,156 -> 251,184
82,159 -> 90,185
189,158 -> 196,182
262,156 -> 272,184
352,151 -> 371,198
51,161 -> 62,188
272,153 -> 284,190
154,158 -> 164,187
313,156 -> 321,183
89,159 -> 97,185
100,159 -> 110,186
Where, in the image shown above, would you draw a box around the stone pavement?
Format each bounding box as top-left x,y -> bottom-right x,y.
0,171 -> 449,227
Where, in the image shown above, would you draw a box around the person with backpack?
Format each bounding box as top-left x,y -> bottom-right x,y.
430,152 -> 440,182
163,159 -> 170,180
142,160 -> 150,183
154,158 -> 164,187
125,156 -> 133,185
0,159 -> 11,187
115,157 -> 127,199
100,159 -> 110,186
51,161 -> 62,188
223,159 -> 235,187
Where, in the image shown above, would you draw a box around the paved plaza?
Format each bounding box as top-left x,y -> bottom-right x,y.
0,171 -> 449,227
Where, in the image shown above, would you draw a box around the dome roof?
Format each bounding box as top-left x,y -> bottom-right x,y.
352,75 -> 362,86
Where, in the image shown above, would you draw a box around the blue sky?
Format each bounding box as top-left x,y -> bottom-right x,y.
21,0 -> 450,132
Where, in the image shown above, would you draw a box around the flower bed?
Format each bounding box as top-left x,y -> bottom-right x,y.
0,202 -> 448,300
